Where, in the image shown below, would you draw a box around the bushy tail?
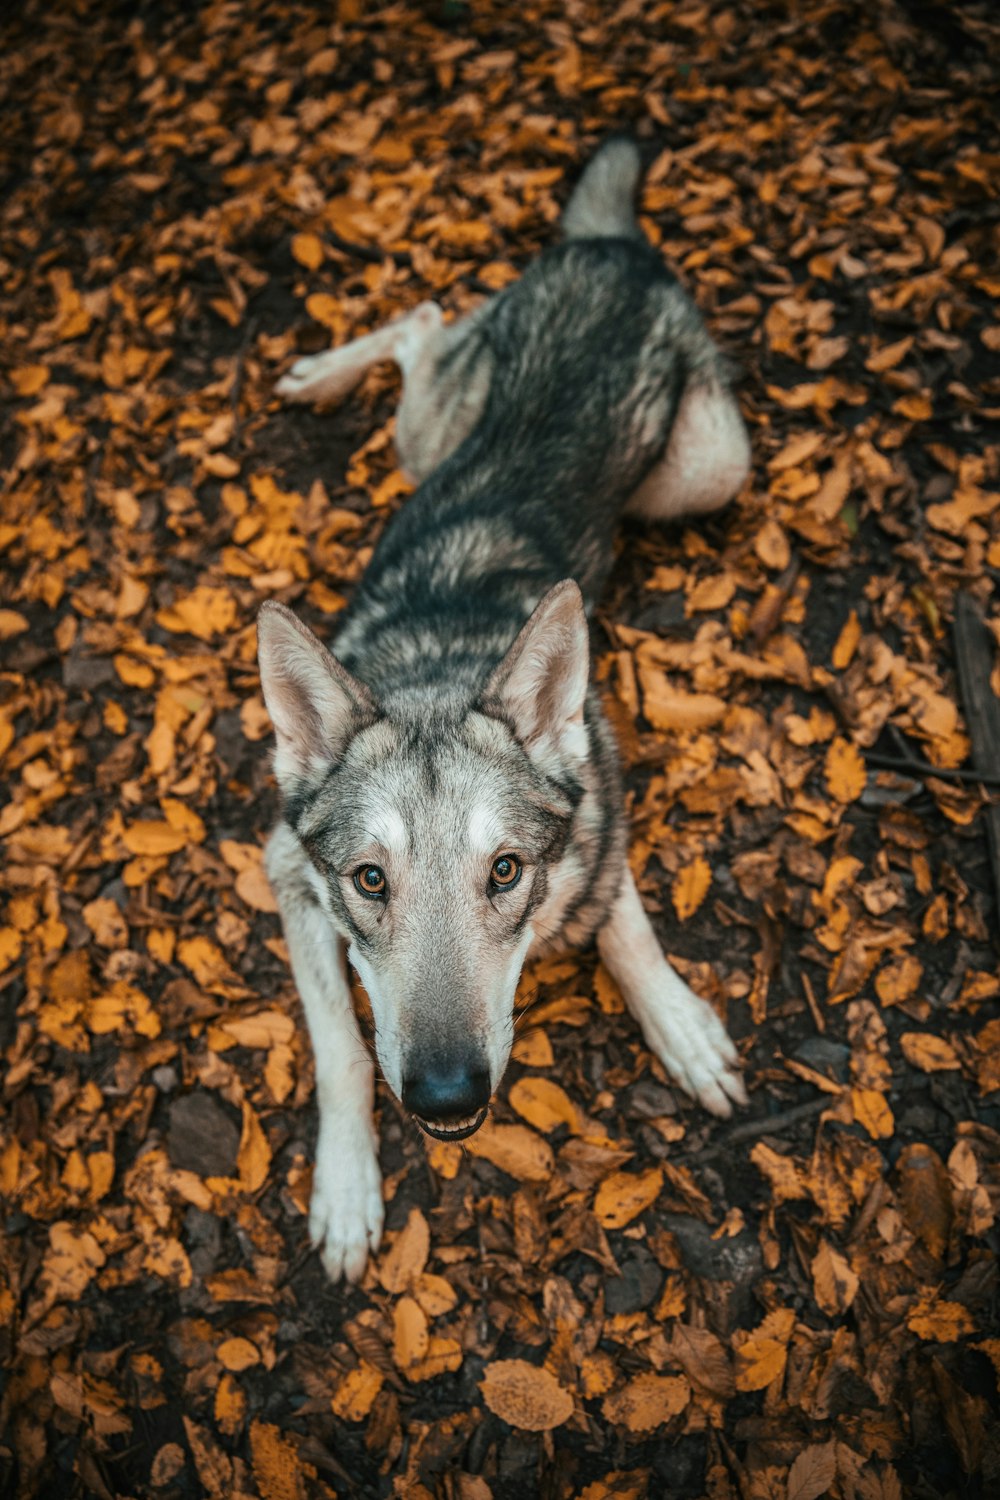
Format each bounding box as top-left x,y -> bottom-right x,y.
561,137 -> 643,241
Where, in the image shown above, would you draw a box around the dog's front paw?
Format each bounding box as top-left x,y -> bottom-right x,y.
642,982 -> 747,1120
275,352 -> 338,403
309,1127 -> 384,1283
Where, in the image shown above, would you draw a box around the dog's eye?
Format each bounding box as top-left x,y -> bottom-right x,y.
354,865 -> 387,899
489,854 -> 521,891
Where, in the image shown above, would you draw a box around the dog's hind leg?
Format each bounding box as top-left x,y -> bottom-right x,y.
597,867 -> 747,1117
277,299 -> 493,483
265,821 -> 384,1283
625,380 -> 750,522
276,300 -> 446,408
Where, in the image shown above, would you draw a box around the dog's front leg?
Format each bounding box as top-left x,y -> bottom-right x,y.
265,823 -> 383,1283
598,868 -> 747,1117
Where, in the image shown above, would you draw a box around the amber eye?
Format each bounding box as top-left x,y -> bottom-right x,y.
354,865 -> 387,899
490,854 -> 521,891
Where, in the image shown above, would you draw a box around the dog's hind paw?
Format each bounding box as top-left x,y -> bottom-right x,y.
639,981 -> 747,1120
309,1128 -> 385,1283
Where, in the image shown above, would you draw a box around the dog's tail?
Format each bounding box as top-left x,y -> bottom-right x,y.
561,137 -> 643,241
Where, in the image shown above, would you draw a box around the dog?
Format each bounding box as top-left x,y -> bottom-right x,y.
257,139 -> 750,1283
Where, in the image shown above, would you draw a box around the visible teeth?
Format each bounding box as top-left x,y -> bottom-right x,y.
414,1108 -> 487,1142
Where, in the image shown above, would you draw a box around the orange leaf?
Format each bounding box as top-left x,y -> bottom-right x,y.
291,231 -> 324,270
824,736 -> 866,803
900,1032 -> 960,1073
331,1362 -> 384,1422
508,1076 -> 580,1134
480,1359 -> 574,1431
671,857 -> 711,922
593,1167 -> 663,1230
465,1120 -> 554,1182
602,1373 -> 689,1432
378,1207 -> 431,1293
217,1337 -> 259,1372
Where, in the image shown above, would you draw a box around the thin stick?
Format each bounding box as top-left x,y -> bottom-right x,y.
802,970 -> 825,1034
864,748 -> 1000,792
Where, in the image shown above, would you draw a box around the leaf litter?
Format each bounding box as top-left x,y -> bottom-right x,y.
1,0 -> 999,1497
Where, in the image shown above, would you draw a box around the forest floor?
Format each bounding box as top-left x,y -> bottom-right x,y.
1,1 -> 999,1497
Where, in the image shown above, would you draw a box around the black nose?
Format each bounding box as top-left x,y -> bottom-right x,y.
402,1057 -> 491,1126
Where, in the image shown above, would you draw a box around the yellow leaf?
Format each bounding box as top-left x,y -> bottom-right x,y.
593,1167 -> 663,1230
465,1120 -> 554,1182
0,609 -> 29,640
236,864 -> 279,913
0,926 -> 25,969
214,1372 -> 247,1437
237,1101 -> 271,1192
291,231 -> 324,270
671,857 -> 711,922
426,1138 -> 462,1179
412,1272 -> 457,1318
900,1032 -> 960,1073
123,820 -> 186,856
734,1334 -> 788,1392
156,585 -> 237,641
177,935 -> 243,992
831,609 -> 861,670
378,1207 -> 430,1293
824,736 -> 866,803
393,1296 -> 429,1372
265,1044 -> 295,1104
480,1359 -> 574,1431
637,669 -> 727,732
508,1076 -> 580,1134
331,1362 -> 384,1422
851,1087 -> 894,1139
907,1295 -> 976,1341
217,1337 -> 259,1372
753,518 -> 791,571
82,898 -> 128,948
249,1420 -> 309,1500
402,1334 -> 464,1383
601,1373 -> 689,1432
41,1222 -> 107,1305
10,363 -> 50,396
875,953 -> 923,1007
686,572 -> 736,613
114,653 -> 156,688
810,1239 -> 858,1316
162,798 -> 206,843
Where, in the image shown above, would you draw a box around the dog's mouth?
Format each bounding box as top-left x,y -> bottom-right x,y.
413,1107 -> 488,1142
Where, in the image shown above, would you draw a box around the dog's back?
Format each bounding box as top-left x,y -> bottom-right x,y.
334,141 -> 733,703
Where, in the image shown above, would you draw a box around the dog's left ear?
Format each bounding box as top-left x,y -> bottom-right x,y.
481,579 -> 589,759
257,601 -> 376,788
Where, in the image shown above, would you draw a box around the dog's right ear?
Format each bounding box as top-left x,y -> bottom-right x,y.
257,602 -> 376,787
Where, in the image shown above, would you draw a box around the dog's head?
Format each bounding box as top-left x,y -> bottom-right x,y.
257,582 -> 590,1140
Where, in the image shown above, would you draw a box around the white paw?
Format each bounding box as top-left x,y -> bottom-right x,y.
639,982 -> 747,1119
309,1126 -> 384,1283
275,352 -> 340,403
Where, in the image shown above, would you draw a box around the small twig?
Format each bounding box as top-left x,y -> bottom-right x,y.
676,1095 -> 831,1166
802,970 -> 825,1034
864,749 -> 1000,792
723,1095 -> 831,1144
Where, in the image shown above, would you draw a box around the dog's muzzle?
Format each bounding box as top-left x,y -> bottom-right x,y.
413,1107 -> 488,1142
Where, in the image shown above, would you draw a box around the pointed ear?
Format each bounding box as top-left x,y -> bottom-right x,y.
480,580 -> 590,758
257,601 -> 376,788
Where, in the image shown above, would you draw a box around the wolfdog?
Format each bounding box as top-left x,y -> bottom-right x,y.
258,139 -> 750,1282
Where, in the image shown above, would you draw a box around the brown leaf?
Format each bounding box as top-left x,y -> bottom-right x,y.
480,1359 -> 574,1431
